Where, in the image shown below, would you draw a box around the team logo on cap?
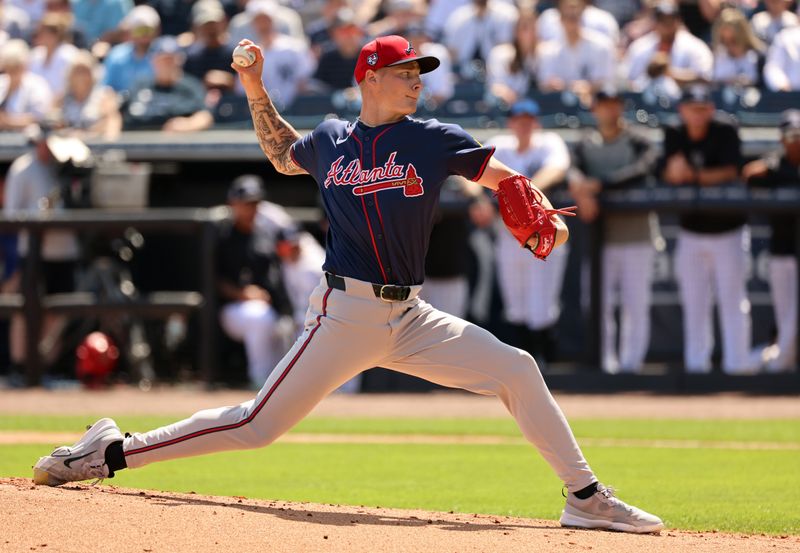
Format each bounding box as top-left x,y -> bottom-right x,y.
405,42 -> 415,55
367,53 -> 378,66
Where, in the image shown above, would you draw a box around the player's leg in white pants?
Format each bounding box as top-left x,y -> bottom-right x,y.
124,284 -> 375,468
384,300 -> 596,492
421,276 -> 470,318
675,231 -> 715,373
710,227 -> 752,374
220,300 -> 280,385
124,275 -> 597,494
618,243 -> 655,372
601,246 -> 623,373
768,255 -> 798,371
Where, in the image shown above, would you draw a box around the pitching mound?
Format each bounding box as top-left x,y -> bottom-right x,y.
1,478 -> 796,553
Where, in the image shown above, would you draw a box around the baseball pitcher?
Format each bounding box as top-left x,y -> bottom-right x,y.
34,35 -> 663,534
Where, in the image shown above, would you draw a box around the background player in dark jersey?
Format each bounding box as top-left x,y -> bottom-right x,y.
661,84 -> 752,374
742,109 -> 800,372
33,34 -> 664,535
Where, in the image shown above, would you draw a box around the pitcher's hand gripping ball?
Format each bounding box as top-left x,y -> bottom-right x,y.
232,44 -> 256,67
496,174 -> 577,260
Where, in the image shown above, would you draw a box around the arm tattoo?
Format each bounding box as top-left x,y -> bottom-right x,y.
247,95 -> 305,175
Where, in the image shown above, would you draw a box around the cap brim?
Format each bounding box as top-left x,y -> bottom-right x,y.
386,55 -> 440,74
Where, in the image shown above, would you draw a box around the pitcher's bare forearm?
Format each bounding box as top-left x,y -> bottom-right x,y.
247,91 -> 305,175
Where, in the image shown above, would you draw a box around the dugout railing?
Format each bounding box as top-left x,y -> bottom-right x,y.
0,208 -> 228,387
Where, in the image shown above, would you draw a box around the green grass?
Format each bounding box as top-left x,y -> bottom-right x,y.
1,415 -> 799,443
1,415 -> 798,535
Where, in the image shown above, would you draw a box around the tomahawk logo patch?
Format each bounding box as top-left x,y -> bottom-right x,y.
324,152 -> 424,197
405,42 -> 415,55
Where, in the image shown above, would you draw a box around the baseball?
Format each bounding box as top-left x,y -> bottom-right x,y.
232,44 -> 256,67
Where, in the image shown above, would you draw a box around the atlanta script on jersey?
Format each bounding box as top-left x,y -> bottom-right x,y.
290,116 -> 495,286
324,152 -> 425,197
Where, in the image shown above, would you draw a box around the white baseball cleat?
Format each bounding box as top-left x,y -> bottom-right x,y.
33,418 -> 123,486
559,483 -> 664,534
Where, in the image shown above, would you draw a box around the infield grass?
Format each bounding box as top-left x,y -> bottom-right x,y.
1,415 -> 798,535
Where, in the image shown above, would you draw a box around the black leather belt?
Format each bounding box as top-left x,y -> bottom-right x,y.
325,273 -> 411,302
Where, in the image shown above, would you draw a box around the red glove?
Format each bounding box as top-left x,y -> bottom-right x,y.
495,174 -> 577,260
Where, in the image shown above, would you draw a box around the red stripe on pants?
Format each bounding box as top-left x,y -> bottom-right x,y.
125,287 -> 333,457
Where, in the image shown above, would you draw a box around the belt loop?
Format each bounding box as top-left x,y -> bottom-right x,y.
325,272 -> 346,292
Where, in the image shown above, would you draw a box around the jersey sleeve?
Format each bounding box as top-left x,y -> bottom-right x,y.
439,123 -> 495,181
289,130 -> 318,176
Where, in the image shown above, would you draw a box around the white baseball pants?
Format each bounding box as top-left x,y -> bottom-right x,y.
674,227 -> 752,374
496,229 -> 569,330
420,276 -> 470,319
220,300 -> 282,385
767,255 -> 797,371
601,242 -> 655,373
124,275 -> 597,492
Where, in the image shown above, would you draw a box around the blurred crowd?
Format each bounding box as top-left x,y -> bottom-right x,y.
3,0 -> 800,132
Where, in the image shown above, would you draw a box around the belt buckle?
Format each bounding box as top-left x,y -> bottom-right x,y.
378,284 -> 409,302
378,284 -> 394,302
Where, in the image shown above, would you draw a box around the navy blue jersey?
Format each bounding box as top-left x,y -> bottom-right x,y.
291,116 -> 494,285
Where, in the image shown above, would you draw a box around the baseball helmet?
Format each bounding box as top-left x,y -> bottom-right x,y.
76,332 -> 119,388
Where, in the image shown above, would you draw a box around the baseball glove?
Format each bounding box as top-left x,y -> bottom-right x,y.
495,174 -> 577,260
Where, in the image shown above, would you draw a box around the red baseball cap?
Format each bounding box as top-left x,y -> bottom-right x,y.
353,35 -> 440,83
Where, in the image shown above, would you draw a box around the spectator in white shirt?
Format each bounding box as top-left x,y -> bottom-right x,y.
537,0 -> 616,99
1,2 -> 32,41
6,0 -> 45,26
228,0 -> 306,46
750,0 -> 798,45
487,10 -> 538,105
425,0 -> 470,42
623,2 -> 712,95
537,0 -> 620,45
243,8 -> 315,109
0,39 -> 53,131
29,11 -> 79,98
764,26 -> 800,91
711,8 -> 765,87
442,0 -> 518,77
56,50 -> 122,139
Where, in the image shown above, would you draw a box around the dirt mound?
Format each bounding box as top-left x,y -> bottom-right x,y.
1,478 -> 796,553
